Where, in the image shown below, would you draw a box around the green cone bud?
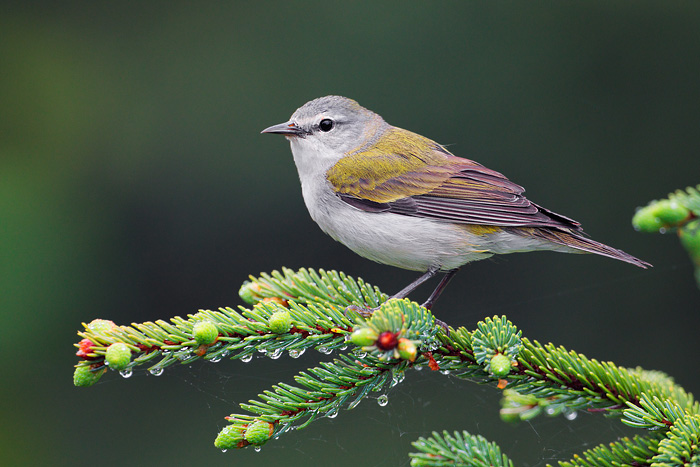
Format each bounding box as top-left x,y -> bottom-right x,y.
73,365 -> 106,387
105,342 -> 131,370
653,199 -> 689,224
490,353 -> 512,378
679,220 -> 700,261
499,408 -> 522,424
87,319 -> 116,333
193,321 -> 219,345
632,205 -> 664,232
397,338 -> 417,362
349,327 -> 378,347
215,424 -> 245,450
268,310 -> 292,334
239,281 -> 262,304
633,199 -> 690,233
679,220 -> 700,288
244,420 -> 274,445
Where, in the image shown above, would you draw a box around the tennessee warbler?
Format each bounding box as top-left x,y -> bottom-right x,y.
262,96 -> 650,309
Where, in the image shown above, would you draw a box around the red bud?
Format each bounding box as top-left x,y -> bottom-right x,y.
376,331 -> 399,351
76,338 -> 96,359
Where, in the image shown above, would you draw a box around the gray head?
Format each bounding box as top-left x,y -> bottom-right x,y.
261,96 -> 387,156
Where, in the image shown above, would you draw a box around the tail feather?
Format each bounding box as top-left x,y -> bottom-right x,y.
530,228 -> 652,268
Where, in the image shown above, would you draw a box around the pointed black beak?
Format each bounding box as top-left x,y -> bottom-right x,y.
261,121 -> 304,136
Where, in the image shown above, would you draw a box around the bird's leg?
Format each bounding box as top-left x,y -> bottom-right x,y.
391,266 -> 441,300
421,268 -> 460,310
345,266 -> 440,318
421,268 -> 460,334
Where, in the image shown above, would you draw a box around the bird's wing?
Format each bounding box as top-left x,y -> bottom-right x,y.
327,127 -> 582,231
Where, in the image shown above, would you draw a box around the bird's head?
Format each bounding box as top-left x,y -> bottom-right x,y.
262,96 -> 389,173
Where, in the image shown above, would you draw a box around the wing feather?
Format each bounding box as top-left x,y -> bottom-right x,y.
329,127 -> 582,231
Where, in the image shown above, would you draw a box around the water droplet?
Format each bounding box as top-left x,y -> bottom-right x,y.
355,351 -> 367,358
377,394 -> 389,406
414,365 -> 423,371
659,227 -> 667,234
209,355 -> 222,363
440,369 -> 451,376
564,411 -> 578,421
348,399 -> 362,410
317,346 -> 333,355
119,369 -> 133,378
327,409 -> 338,419
149,367 -> 164,376
278,422 -> 291,434
288,349 -> 305,359
269,349 -> 283,359
221,449 -> 227,453
391,371 -> 405,387
240,354 -> 253,363
254,446 -> 261,452
545,407 -> 556,415
257,348 -> 267,354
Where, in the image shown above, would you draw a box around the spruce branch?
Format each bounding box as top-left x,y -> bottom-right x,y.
557,433 -> 663,467
633,184 -> 700,233
72,267 -> 698,465
633,183 -> 700,287
216,352 -> 403,449
409,430 -> 514,467
239,267 -> 388,309
652,412 -> 700,466
73,267 -> 383,380
503,340 -> 698,415
622,392 -> 700,433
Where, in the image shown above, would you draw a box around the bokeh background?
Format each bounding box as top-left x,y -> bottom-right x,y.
2,1 -> 699,465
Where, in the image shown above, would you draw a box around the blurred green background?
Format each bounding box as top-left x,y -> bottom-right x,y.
2,1 -> 699,465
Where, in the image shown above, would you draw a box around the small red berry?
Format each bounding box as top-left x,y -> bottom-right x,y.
376,331 -> 399,351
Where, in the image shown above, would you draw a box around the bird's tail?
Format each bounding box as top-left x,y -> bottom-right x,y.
526,228 -> 652,268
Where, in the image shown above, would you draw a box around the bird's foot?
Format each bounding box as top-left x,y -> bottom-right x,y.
346,303 -> 449,335
434,318 -> 450,335
344,304 -> 378,318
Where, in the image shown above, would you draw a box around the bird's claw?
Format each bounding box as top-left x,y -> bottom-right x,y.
434,318 -> 450,335
344,304 -> 378,318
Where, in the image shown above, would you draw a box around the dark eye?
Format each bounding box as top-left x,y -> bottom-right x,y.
319,118 -> 334,132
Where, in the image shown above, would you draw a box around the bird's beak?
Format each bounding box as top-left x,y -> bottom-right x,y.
261,121 -> 304,136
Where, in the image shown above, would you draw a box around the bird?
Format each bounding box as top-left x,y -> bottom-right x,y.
261,95 -> 650,310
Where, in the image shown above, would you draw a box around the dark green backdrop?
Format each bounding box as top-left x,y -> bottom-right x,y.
2,1 -> 699,465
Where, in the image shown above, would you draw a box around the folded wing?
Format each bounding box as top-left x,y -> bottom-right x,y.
330,127 -> 582,231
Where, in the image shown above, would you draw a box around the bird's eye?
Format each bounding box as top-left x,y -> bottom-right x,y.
319,118 -> 334,132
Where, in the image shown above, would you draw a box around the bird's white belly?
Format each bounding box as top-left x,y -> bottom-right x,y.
303,184 -> 494,271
